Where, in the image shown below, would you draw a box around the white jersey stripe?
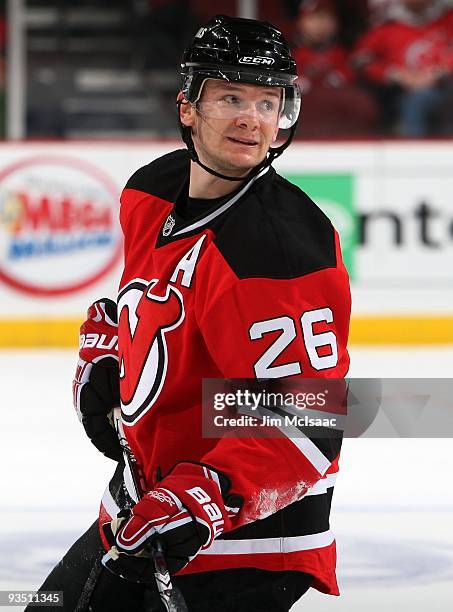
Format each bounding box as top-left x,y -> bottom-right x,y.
306,472 -> 337,496
173,167 -> 270,237
259,407 -> 331,476
101,485 -> 121,519
199,529 -> 334,555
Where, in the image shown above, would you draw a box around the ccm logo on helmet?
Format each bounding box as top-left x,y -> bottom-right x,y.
239,56 -> 275,66
187,486 -> 224,537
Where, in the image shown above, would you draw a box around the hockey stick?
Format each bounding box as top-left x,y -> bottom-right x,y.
113,409 -> 188,612
73,551 -> 104,612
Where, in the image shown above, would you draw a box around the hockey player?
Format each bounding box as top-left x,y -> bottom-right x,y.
31,15 -> 350,612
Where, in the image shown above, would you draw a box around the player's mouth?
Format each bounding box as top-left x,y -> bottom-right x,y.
226,136 -> 259,146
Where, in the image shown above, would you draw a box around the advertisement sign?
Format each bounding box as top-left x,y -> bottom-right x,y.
0,156 -> 122,295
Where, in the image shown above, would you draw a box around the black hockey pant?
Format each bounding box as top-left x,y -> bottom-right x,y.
28,520 -> 313,611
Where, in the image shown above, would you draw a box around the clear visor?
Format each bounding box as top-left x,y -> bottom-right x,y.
193,77 -> 301,129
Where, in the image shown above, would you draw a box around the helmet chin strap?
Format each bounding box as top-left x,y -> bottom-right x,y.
177,99 -> 298,183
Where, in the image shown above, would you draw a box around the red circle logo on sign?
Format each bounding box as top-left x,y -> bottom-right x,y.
0,156 -> 122,296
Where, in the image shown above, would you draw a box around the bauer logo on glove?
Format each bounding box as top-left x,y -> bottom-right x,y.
101,462 -> 243,581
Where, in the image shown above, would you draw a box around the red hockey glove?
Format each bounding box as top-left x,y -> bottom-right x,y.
101,462 -> 242,581
73,298 -> 122,461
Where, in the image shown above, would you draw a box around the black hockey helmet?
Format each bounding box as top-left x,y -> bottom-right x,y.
178,15 -> 301,181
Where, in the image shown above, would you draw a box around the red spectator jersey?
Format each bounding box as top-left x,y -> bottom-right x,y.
99,150 -> 351,595
294,45 -> 355,87
354,8 -> 453,82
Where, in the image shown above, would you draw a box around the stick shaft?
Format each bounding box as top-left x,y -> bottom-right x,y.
112,409 -> 187,611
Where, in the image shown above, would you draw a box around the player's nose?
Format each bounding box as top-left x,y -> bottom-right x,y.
234,108 -> 260,130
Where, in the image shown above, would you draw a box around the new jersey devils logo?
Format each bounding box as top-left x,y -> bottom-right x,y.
117,278 -> 185,424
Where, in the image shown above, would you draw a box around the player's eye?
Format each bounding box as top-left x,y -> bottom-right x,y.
258,99 -> 276,113
222,95 -> 241,106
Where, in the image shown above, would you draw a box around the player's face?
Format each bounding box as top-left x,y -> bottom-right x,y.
181,80 -> 281,177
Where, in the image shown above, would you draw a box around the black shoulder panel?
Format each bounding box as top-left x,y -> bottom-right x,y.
125,149 -> 189,204
214,172 -> 337,279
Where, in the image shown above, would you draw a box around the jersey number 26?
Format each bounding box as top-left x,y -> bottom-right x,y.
249,307 -> 338,377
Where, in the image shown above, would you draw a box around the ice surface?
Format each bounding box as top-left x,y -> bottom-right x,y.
0,347 -> 452,610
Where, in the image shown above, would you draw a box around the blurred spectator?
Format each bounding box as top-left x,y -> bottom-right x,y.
286,0 -> 371,46
367,0 -> 398,21
293,0 -> 379,137
354,0 -> 453,136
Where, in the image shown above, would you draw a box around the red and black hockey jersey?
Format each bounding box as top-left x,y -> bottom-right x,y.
99,149 -> 351,596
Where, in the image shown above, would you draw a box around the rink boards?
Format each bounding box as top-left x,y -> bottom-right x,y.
0,140 -> 452,346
